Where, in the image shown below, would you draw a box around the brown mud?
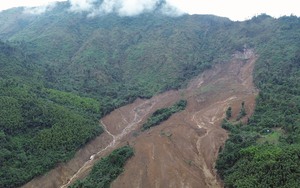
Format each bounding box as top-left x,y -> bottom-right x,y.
22,50 -> 258,188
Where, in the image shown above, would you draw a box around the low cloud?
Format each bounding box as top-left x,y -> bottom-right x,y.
159,2 -> 184,17
116,0 -> 160,16
69,0 -> 96,12
68,0 -> 183,17
24,2 -> 58,14
22,0 -> 184,17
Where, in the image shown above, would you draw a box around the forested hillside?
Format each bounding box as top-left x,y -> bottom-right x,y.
0,42 -> 102,187
0,1 -> 299,187
216,15 -> 300,187
0,2 -> 237,115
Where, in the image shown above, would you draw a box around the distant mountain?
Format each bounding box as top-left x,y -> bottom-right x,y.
0,2 -> 300,187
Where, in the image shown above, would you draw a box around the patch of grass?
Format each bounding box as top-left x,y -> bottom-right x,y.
257,130 -> 283,145
160,130 -> 173,139
184,159 -> 193,166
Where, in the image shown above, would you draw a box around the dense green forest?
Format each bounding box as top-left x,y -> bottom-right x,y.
142,100 -> 187,130
70,146 -> 134,188
216,15 -> 300,187
0,40 -> 104,187
0,1 -> 299,187
0,78 -> 102,187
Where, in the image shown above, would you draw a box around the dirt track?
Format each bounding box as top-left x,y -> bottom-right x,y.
22,50 -> 258,188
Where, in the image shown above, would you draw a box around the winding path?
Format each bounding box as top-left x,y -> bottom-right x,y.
60,99 -> 156,187
60,121 -> 116,188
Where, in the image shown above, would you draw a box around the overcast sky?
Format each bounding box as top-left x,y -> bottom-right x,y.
0,0 -> 299,21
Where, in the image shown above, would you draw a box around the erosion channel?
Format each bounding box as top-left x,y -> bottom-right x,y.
22,50 -> 258,188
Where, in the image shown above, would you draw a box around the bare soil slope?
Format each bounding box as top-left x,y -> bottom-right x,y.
22,50 -> 257,188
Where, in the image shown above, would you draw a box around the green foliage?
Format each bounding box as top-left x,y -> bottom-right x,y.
2,7 -> 236,113
217,121 -> 259,178
45,89 -> 101,115
236,101 -> 246,121
257,129 -> 282,145
142,100 -> 187,130
69,146 -> 134,188
223,144 -> 300,188
0,96 -> 23,133
225,106 -> 232,120
217,15 -> 300,188
0,80 -> 103,188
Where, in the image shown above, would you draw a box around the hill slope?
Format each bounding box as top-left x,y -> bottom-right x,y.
216,16 -> 300,187
0,41 -> 103,187
1,2 -> 236,114
23,49 -> 258,188
0,2 -> 299,187
0,6 -> 236,187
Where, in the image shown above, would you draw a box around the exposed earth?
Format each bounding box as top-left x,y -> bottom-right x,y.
22,49 -> 258,188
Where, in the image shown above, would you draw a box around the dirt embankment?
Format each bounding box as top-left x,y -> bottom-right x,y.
22,50 -> 258,188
